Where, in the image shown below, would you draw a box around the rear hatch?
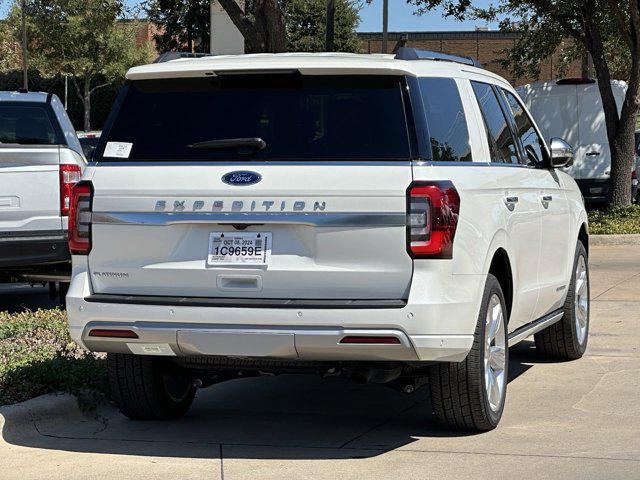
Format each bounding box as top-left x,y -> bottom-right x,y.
0,102 -> 62,234
88,73 -> 414,300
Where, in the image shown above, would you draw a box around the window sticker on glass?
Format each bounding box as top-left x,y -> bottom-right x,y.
103,141 -> 133,158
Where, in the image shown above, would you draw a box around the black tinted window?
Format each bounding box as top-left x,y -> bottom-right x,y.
99,75 -> 410,161
419,77 -> 472,162
0,104 -> 60,145
502,89 -> 545,165
471,82 -> 518,164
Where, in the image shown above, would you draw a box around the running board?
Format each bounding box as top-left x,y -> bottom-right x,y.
508,310 -> 564,345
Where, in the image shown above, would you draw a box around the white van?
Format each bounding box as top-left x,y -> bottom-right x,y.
517,78 -> 627,204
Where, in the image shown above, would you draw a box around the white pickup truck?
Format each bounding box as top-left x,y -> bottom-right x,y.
0,91 -> 85,287
66,50 -> 590,431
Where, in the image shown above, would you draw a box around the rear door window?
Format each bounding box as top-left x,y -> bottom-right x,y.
0,103 -> 61,145
98,75 -> 411,161
501,89 -> 546,166
419,77 -> 472,162
471,82 -> 519,164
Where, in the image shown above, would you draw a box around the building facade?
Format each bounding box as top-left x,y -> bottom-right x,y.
358,31 -> 582,87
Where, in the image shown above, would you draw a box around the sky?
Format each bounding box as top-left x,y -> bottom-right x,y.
357,0 -> 500,32
0,0 -> 501,32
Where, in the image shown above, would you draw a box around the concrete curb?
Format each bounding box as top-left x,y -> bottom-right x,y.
590,234 -> 640,246
0,394 -> 79,435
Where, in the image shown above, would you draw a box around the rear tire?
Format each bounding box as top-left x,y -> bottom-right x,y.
534,240 -> 589,359
107,353 -> 196,420
428,274 -> 508,431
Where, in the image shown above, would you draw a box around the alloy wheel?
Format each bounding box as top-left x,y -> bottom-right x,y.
484,294 -> 506,412
574,254 -> 589,346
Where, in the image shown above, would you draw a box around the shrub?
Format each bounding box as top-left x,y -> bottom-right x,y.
588,205 -> 640,235
0,309 -> 108,409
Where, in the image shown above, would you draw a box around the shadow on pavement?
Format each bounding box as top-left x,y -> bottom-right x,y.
0,283 -> 61,313
2,341 -> 548,460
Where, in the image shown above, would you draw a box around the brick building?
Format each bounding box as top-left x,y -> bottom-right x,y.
358,30 -> 582,87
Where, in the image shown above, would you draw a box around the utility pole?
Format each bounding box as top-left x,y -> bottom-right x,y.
64,75 -> 68,110
325,0 -> 335,52
21,0 -> 28,90
381,0 -> 389,53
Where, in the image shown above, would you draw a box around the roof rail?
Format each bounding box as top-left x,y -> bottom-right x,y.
394,47 -> 482,68
153,52 -> 214,63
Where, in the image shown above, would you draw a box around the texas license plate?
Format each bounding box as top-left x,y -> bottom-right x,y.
207,232 -> 272,266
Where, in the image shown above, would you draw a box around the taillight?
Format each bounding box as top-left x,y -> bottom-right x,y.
68,182 -> 93,255
633,170 -> 637,179
59,164 -> 82,216
407,181 -> 460,259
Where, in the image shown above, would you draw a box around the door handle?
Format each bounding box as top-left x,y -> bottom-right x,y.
503,196 -> 518,211
541,195 -> 553,202
586,152 -> 600,157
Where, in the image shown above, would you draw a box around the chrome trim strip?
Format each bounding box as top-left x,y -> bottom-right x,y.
412,160 -> 535,169
508,309 -> 564,345
89,160 -> 413,167
91,211 -> 406,227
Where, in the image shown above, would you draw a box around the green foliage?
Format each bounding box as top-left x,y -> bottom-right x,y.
16,0 -> 151,80
0,69 -> 120,130
0,309 -> 108,410
147,0 -> 363,54
588,205 -> 640,234
145,0 -> 211,53
282,0 -> 362,53
4,0 -> 153,129
0,17 -> 21,72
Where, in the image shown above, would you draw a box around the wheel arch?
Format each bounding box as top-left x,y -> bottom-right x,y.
578,222 -> 589,256
488,247 -> 513,322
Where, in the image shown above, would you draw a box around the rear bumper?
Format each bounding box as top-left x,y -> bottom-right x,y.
575,178 -> 610,204
0,231 -> 69,269
67,262 -> 483,363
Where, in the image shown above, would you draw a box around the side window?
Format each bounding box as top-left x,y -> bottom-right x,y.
502,89 -> 546,166
419,77 -> 472,162
471,81 -> 519,164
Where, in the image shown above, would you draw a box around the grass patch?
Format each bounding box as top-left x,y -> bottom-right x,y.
0,309 -> 108,409
588,205 -> 640,235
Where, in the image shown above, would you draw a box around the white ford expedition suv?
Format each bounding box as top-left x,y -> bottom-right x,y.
66,49 -> 590,431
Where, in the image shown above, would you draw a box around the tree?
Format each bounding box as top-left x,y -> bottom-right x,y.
410,0 -> 639,206
216,0 -> 287,52
214,0 -> 362,53
145,0 -> 211,53
11,0 -> 152,131
282,0 -> 362,53
0,17 -> 22,72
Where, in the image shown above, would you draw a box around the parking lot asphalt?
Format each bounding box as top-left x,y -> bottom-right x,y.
0,244 -> 639,480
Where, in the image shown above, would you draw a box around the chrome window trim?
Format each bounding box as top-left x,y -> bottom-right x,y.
411,160 -> 537,168
87,160 -> 414,167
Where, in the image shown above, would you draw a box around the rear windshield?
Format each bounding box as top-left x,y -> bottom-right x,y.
98,75 -> 411,161
0,103 -> 62,146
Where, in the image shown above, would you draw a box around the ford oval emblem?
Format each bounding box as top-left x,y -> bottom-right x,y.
222,170 -> 262,186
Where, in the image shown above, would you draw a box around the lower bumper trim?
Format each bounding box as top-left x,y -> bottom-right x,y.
84,294 -> 407,309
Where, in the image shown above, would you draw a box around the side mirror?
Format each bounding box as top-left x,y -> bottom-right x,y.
549,137 -> 574,168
